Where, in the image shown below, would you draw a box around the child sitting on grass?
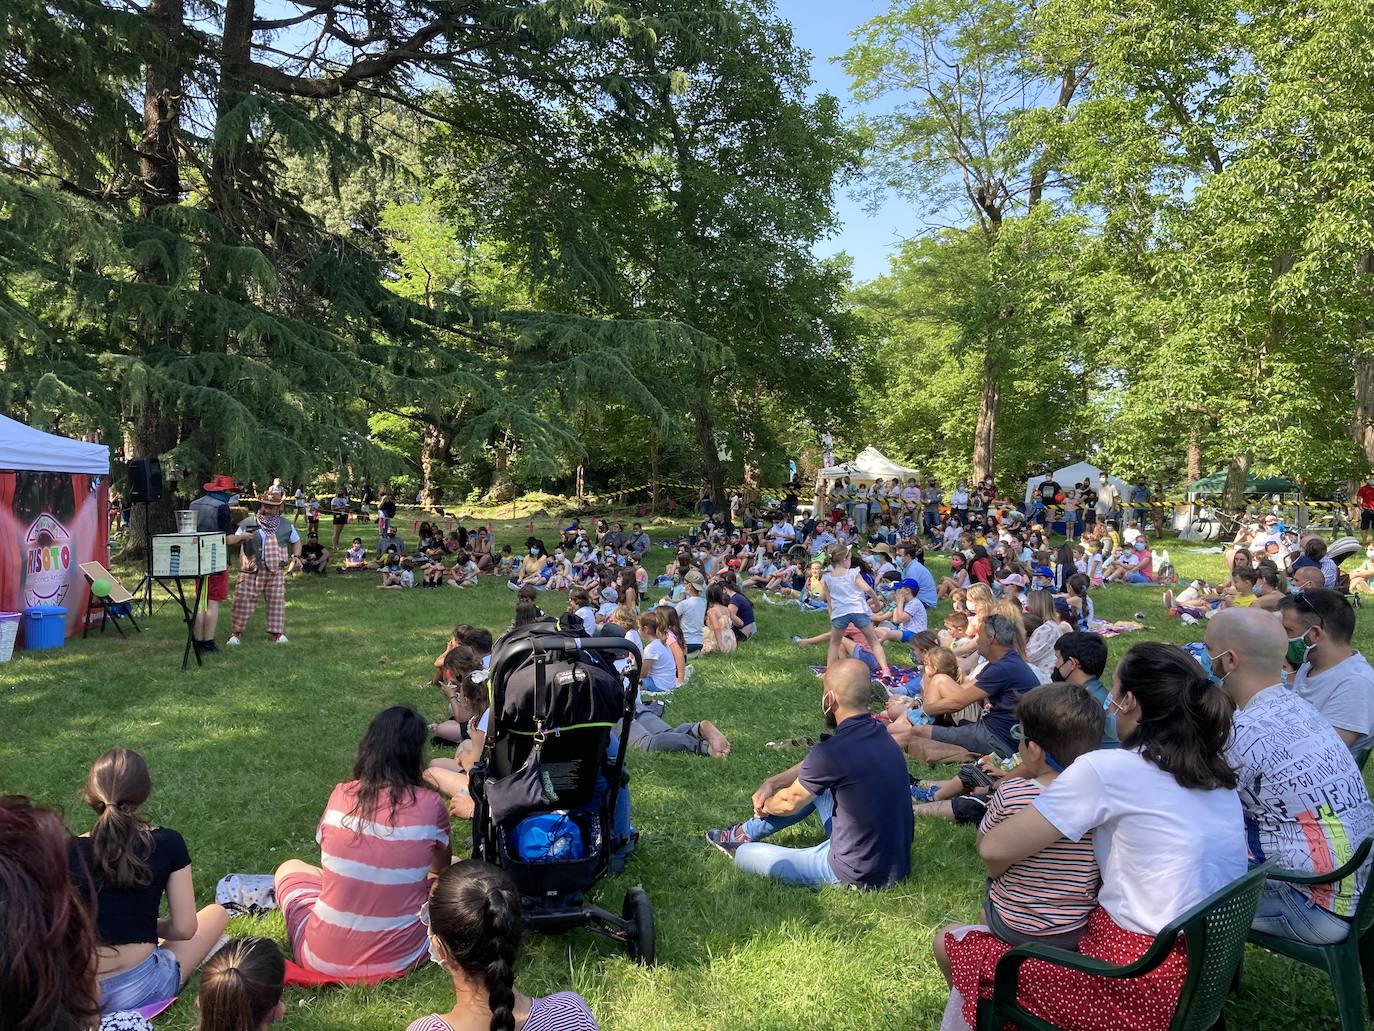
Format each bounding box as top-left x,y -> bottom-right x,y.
701,582 -> 739,655
425,648 -> 489,819
495,544 -> 515,577
638,611 -> 681,697
379,545 -> 413,588
196,937 -> 285,1031
936,683 -> 1105,1011
444,551 -> 479,588
341,537 -> 370,571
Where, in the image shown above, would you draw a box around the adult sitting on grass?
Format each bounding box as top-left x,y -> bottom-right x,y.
1207,607 -> 1374,944
705,659 -> 913,889
1279,588 -> 1374,754
1,795 -> 156,1031
407,860 -> 601,1031
948,642 -> 1244,1031
68,748 -> 229,1015
894,614 -> 1041,765
274,706 -> 451,979
298,530 -> 329,574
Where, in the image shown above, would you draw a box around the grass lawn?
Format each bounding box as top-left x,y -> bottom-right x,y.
0,519 -> 1366,1030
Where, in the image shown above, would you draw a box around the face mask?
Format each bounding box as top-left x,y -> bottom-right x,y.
530,548 -> 540,556
1050,663 -> 1067,683
1252,584 -> 1262,596
1206,650 -> 1230,688
1287,630 -> 1313,668
427,933 -> 445,967
821,693 -> 837,730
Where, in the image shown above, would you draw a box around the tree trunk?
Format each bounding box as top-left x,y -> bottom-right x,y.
1352,253 -> 1374,466
419,424 -> 449,508
1185,427 -> 1203,483
575,463 -> 585,501
971,350 -> 1001,483
122,410 -> 180,561
123,0 -> 186,565
139,0 -> 184,215
484,437 -> 514,503
1222,452 -> 1252,511
693,396 -> 726,514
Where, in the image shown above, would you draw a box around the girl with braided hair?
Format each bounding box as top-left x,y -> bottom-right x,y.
408,860 -> 600,1031
66,748 -> 229,1014
195,937 -> 285,1030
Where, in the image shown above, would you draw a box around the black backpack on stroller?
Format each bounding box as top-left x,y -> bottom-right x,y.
470,618 -> 654,963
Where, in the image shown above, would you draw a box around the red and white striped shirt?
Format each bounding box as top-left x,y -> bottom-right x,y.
981,776 -> 1099,936
301,781 -> 449,977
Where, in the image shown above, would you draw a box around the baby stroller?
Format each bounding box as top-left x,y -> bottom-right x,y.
470,618 -> 655,963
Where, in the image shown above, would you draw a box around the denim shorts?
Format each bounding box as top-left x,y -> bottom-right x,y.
99,948 -> 181,1012
831,611 -> 871,631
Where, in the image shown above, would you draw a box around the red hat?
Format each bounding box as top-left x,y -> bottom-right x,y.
203,474 -> 241,492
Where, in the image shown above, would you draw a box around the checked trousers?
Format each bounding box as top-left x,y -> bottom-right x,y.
231,568 -> 285,636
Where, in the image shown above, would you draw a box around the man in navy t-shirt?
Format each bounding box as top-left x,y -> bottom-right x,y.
706,660 -> 913,889
729,586 -> 756,641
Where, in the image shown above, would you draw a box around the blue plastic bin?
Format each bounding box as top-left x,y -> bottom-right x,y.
21,605 -> 68,650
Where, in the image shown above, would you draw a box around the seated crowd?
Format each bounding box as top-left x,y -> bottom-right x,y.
7,487 -> 1374,1031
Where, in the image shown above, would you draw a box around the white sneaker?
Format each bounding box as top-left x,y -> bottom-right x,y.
226,635 -> 241,646
275,634 -> 289,644
683,664 -> 694,681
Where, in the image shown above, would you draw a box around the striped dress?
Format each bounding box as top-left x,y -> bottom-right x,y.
280,781 -> 449,979
979,777 -> 1099,936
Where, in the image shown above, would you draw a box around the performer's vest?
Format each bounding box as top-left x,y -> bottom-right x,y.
189,494 -> 228,532
239,521 -> 295,563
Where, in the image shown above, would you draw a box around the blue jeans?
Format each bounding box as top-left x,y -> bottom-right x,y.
1252,878 -> 1351,945
1125,571 -> 1153,584
99,948 -> 181,1011
734,790 -> 840,887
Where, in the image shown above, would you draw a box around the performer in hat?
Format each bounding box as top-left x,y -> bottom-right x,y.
189,474 -> 241,653
226,485 -> 301,646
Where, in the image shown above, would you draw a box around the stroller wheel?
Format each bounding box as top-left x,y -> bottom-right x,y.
622,886 -> 655,965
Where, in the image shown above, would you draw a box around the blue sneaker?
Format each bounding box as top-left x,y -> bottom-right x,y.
790,634 -> 802,644
911,784 -> 941,803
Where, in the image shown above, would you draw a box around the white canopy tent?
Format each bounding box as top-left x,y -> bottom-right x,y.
819,446 -> 920,483
0,414 -> 109,474
1025,462 -> 1129,506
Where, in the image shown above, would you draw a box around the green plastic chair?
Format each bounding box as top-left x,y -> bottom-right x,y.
1246,837 -> 1374,1030
975,862 -> 1271,1031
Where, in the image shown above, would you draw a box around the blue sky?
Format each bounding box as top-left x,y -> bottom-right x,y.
783,0 -> 923,283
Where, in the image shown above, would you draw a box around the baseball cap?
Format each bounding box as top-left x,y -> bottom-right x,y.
1031,565 -> 1053,579
999,573 -> 1027,587
892,578 -> 921,592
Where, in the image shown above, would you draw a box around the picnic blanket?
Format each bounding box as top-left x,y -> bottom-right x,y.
1083,618 -> 1147,638
810,664 -> 922,695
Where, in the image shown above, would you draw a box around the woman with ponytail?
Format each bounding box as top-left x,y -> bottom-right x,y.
937,642 -> 1245,1030
196,937 -> 285,1031
67,749 -> 229,1014
407,860 -> 600,1031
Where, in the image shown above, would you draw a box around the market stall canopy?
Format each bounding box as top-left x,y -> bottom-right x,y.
1186,471 -> 1298,494
1025,462 -> 1129,506
0,414 -> 109,474
819,446 -> 921,482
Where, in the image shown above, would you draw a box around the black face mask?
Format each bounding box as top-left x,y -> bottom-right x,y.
1050,664 -> 1067,683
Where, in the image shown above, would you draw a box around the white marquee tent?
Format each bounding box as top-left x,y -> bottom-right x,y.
1025,462 -> 1129,506
0,414 -> 109,474
819,446 -> 921,483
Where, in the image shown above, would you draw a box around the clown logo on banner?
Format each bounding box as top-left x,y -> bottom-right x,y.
25,513 -> 73,607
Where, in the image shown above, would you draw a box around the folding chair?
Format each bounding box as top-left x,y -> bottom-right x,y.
78,561 -> 142,638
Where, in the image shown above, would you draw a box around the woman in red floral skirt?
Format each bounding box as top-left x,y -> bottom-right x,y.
938,642 -> 1246,1030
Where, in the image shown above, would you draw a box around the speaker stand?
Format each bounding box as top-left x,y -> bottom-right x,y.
128,501 -> 156,617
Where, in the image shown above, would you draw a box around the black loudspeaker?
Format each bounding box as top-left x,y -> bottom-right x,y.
127,457 -> 163,503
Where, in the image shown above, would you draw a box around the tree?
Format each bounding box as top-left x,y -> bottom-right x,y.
846,0 -> 1087,481
0,0 -> 712,547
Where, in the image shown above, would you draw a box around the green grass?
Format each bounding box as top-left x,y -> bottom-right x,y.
0,523 -> 1365,1029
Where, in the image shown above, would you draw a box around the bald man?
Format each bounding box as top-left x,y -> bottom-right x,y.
706,659 -> 913,888
1206,608 -> 1374,945
1291,564 -> 1325,591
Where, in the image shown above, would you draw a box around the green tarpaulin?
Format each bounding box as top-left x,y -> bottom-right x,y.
1186,471 -> 1299,494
